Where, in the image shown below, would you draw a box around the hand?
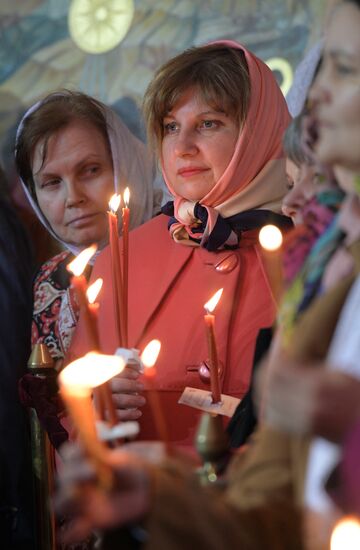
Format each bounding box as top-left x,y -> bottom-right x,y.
110,365 -> 146,421
264,363 -> 360,443
55,442 -> 151,544
122,440 -> 200,467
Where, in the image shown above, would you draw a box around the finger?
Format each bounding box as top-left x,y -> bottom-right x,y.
114,366 -> 141,381
117,408 -> 143,421
58,459 -> 97,487
112,391 -> 146,409
60,441 -> 86,463
111,378 -> 144,394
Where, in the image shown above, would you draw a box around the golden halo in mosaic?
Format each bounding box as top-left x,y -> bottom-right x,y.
68,0 -> 134,54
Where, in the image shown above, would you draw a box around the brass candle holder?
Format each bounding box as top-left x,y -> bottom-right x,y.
27,343 -> 57,550
194,412 -> 229,486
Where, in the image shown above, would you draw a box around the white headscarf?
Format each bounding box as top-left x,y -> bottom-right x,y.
15,92 -> 161,255
286,41 -> 323,117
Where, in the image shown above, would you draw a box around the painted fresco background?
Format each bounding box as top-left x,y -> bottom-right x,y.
0,0 -> 328,188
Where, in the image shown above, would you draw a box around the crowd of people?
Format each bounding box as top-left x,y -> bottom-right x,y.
1,0 -> 360,548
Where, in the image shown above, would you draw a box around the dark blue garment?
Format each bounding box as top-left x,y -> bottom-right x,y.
162,201 -> 293,251
0,198 -> 35,549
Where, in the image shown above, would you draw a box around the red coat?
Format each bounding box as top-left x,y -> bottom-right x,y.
70,214 -> 275,446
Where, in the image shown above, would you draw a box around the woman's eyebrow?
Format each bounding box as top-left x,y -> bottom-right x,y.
329,48 -> 358,63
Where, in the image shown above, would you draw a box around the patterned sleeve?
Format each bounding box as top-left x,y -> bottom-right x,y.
31,251 -> 78,360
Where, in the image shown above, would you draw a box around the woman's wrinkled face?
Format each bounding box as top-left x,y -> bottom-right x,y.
161,87 -> 239,201
309,2 -> 360,173
282,159 -> 320,225
32,120 -> 114,249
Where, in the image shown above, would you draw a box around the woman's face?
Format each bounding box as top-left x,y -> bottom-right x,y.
310,2 -> 360,173
282,159 -> 319,225
32,120 -> 114,249
161,88 -> 239,201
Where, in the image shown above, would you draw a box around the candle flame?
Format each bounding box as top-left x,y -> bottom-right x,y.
86,278 -> 103,304
331,517 -> 360,550
67,245 -> 97,276
258,224 -> 283,251
123,187 -> 130,206
141,339 -> 161,368
204,288 -> 223,313
59,352 -> 125,390
109,193 -> 121,213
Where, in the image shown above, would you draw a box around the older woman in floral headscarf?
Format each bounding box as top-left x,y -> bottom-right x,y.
15,90 -> 161,448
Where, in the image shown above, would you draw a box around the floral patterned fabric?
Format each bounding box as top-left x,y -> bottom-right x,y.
31,250 -> 87,360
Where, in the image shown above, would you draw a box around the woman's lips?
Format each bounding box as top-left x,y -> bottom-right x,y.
177,167 -> 209,177
67,213 -> 100,227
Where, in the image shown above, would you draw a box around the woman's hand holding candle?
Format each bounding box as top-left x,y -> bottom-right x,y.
109,367 -> 146,421
55,442 -> 152,544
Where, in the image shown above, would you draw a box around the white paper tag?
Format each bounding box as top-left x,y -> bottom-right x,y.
178,387 -> 241,417
115,348 -> 144,372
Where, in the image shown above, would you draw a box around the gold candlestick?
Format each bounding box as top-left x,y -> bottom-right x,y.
27,343 -> 56,550
194,412 -> 229,486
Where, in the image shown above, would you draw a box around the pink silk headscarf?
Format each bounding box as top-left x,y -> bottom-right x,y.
161,40 -> 291,246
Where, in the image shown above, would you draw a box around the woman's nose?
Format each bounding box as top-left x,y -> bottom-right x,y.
309,71 -> 332,107
174,130 -> 198,157
65,181 -> 86,207
282,187 -> 305,221
282,201 -> 298,220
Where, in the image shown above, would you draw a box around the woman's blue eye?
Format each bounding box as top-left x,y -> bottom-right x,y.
42,179 -> 59,188
83,165 -> 100,176
201,120 -> 221,130
164,122 -> 178,134
336,65 -> 354,75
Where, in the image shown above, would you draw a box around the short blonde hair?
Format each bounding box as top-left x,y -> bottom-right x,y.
143,44 -> 250,152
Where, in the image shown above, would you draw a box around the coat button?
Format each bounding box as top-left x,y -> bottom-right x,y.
198,361 -> 223,384
215,253 -> 239,273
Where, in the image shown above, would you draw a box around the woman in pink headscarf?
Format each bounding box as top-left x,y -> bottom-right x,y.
70,41 -> 292,446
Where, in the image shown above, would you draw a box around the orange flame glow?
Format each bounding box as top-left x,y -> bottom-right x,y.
59,352 -> 125,391
67,245 -> 97,277
123,187 -> 130,207
141,340 -> 161,369
258,224 -> 283,251
204,288 -> 223,314
331,517 -> 360,550
108,193 -> 121,213
86,278 -> 103,304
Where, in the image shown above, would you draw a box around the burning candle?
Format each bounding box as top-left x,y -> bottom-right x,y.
108,194 -> 123,347
86,278 -> 106,421
141,340 -> 171,454
204,289 -> 223,404
258,224 -> 283,306
86,277 -> 103,344
59,352 -> 125,488
67,245 -> 98,350
330,517 -> 360,550
86,278 -> 118,427
122,187 -> 130,347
